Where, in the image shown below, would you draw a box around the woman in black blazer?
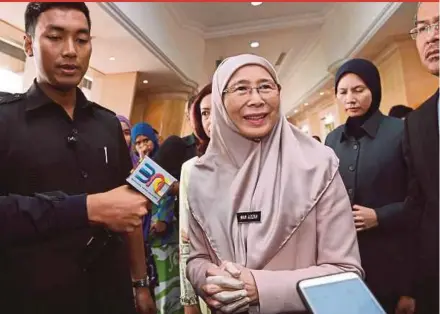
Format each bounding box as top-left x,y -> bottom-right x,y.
325,59 -> 413,313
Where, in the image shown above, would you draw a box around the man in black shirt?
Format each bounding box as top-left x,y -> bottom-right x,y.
0,3 -> 154,313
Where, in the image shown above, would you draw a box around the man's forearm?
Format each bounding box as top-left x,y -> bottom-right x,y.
124,226 -> 148,280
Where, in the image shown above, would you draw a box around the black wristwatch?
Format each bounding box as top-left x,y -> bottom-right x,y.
132,276 -> 150,288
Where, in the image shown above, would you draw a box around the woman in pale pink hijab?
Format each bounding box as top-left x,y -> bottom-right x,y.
186,54 -> 363,314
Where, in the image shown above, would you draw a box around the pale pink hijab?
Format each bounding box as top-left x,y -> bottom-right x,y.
188,54 -> 339,269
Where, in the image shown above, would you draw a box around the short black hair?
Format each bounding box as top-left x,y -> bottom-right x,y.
389,105 -> 413,119
153,129 -> 159,135
25,2 -> 91,36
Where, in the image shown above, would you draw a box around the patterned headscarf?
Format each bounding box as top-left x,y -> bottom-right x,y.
131,122 -> 160,159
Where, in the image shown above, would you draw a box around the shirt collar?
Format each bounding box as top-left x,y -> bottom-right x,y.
340,110 -> 384,142
25,79 -> 90,112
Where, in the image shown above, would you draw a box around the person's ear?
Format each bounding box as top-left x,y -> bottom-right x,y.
24,34 -> 34,57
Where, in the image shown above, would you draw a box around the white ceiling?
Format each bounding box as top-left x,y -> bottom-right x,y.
357,2 -> 418,60
0,2 -> 185,92
204,26 -> 320,77
167,2 -> 333,38
0,1 -> 419,100
166,2 -> 331,85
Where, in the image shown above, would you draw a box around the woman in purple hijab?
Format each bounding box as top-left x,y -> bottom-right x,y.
117,115 -> 139,166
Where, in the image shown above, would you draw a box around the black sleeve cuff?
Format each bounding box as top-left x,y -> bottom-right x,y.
56,194 -> 89,229
374,207 -> 385,225
374,202 -> 406,231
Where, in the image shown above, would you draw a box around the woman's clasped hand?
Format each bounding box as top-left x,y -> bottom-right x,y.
202,262 -> 258,313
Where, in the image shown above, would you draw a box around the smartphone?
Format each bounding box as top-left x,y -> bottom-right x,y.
297,272 -> 385,314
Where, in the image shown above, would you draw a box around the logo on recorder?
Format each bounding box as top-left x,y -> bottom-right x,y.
127,156 -> 177,205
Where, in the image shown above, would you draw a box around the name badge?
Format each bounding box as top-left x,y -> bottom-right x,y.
237,211 -> 261,224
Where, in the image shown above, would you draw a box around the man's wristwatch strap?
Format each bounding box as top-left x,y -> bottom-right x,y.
132,276 -> 150,288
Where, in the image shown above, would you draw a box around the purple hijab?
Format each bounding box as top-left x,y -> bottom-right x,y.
116,115 -> 139,166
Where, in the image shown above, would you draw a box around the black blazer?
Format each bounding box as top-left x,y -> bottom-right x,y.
326,110 -> 411,297
403,90 -> 439,282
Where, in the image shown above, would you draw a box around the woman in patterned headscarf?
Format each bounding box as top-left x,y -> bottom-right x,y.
131,122 -> 160,162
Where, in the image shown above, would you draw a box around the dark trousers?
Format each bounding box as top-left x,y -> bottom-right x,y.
376,294 -> 399,314
414,277 -> 439,314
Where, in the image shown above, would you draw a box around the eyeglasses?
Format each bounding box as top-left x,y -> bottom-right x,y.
409,21 -> 439,40
223,81 -> 279,97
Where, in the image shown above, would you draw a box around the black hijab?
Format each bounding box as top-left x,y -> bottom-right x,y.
335,58 -> 381,139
